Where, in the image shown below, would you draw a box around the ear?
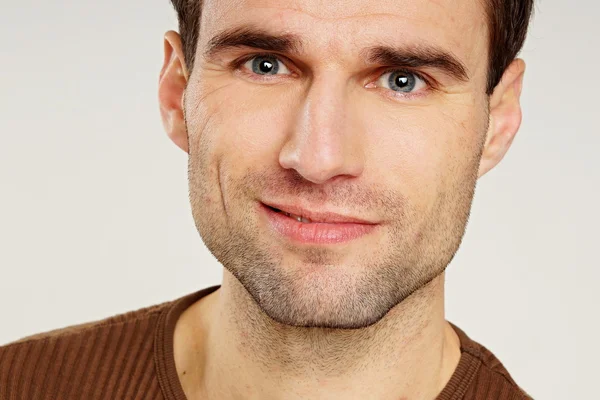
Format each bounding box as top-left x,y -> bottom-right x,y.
158,30 -> 190,153
478,59 -> 526,178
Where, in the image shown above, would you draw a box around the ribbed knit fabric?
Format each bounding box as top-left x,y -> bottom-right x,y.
0,285 -> 532,399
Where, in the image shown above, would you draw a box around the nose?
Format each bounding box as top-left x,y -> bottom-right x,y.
278,71 -> 365,184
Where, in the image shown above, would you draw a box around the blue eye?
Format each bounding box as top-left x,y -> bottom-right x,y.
244,55 -> 291,76
378,70 -> 426,93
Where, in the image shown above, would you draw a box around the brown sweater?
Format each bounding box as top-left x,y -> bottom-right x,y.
0,285 -> 532,399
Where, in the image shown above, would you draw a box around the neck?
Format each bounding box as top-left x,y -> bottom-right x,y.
174,271 -> 461,400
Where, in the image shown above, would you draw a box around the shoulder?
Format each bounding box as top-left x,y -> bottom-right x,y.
469,343 -> 533,399
0,299 -> 173,399
3,299 -> 170,346
452,324 -> 534,400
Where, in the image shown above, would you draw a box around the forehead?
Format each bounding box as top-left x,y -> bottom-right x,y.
201,0 -> 488,72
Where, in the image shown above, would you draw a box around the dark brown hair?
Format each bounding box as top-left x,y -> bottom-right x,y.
169,0 -> 534,94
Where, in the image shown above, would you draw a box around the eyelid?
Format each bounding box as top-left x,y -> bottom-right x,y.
369,68 -> 441,102
378,67 -> 434,89
231,52 -> 295,75
230,52 -> 438,95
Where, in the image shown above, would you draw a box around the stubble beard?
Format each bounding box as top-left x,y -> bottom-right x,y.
184,88 -> 488,330
187,144 -> 483,332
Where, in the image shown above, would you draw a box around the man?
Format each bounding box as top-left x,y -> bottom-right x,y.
0,0 -> 534,398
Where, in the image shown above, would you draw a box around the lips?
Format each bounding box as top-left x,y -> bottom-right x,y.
273,208 -> 313,223
262,202 -> 376,225
260,202 -> 378,244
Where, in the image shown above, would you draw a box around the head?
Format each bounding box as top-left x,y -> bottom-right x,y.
159,0 -> 533,329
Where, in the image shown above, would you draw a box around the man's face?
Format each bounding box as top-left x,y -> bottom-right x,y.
185,0 -> 491,328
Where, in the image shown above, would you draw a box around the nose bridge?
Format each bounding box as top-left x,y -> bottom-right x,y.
279,70 -> 364,184
305,70 -> 346,140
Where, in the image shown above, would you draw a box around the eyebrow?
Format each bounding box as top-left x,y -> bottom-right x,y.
204,25 -> 469,82
204,25 -> 304,59
362,46 -> 468,82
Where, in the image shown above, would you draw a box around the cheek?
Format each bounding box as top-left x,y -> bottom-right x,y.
193,79 -> 298,168
364,99 -> 486,209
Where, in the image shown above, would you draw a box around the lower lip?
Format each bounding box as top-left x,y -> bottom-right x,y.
260,203 -> 378,245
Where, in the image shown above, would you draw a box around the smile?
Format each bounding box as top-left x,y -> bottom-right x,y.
270,207 -> 314,223
259,202 -> 379,245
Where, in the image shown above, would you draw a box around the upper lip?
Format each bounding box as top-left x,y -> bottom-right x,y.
262,202 -> 378,224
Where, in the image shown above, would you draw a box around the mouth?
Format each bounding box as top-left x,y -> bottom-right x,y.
260,202 -> 378,245
262,203 -> 376,225
266,205 -> 315,224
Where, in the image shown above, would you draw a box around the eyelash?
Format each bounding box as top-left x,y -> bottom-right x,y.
376,68 -> 433,100
230,52 -> 294,81
229,52 -> 435,100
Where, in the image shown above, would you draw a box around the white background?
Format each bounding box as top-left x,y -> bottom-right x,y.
0,1 -> 597,399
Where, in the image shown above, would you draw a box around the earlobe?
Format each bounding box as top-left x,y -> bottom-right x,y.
478,59 -> 526,178
158,30 -> 189,153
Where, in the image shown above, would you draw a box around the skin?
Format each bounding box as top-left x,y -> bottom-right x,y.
158,0 -> 525,398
